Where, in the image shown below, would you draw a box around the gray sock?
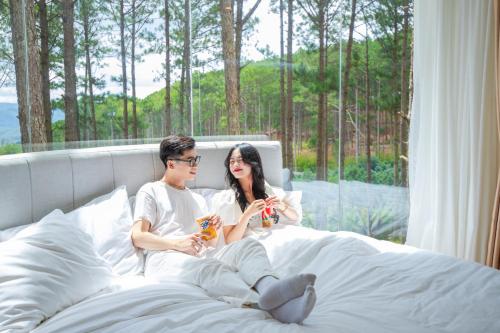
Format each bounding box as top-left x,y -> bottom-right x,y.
270,285 -> 317,324
255,273 -> 316,310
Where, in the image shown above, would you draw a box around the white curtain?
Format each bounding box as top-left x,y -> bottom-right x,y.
407,0 -> 499,263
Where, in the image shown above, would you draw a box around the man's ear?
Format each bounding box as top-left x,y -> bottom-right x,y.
167,160 -> 175,169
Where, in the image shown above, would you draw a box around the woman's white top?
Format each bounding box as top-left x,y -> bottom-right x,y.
212,183 -> 288,237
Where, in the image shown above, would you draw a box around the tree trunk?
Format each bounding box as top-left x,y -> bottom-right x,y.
164,0 -> 171,135
235,0 -> 243,114
9,0 -> 47,149
62,0 -> 79,142
179,60 -> 185,133
285,0 -> 294,171
365,35 -> 372,183
339,0 -> 357,179
82,1 -> 97,141
82,63 -> 89,141
279,0 -> 286,164
120,0 -> 128,139
10,0 -> 29,147
234,0 -> 260,134
377,80 -> 380,156
131,0 -> 138,139
391,12 -> 399,185
39,0 -> 52,142
400,0 -> 409,187
355,87 -> 359,161
220,0 -> 240,134
184,0 -> 192,135
324,10 -> 329,178
316,4 -> 327,180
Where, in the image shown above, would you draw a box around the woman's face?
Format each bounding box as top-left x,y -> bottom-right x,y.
229,148 -> 252,179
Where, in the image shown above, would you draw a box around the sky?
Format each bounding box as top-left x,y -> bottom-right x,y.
0,0 -> 288,104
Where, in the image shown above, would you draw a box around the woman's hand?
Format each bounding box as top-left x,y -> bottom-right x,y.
265,196 -> 285,211
244,199 -> 266,218
174,233 -> 204,256
208,214 -> 222,231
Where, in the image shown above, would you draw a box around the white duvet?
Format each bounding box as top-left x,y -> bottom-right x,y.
32,225 -> 500,333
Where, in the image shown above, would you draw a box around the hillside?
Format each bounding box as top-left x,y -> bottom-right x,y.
0,103 -> 64,144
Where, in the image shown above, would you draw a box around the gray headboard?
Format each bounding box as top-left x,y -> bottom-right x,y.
0,141 -> 282,230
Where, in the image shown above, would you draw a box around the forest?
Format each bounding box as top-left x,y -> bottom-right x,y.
0,0 -> 413,186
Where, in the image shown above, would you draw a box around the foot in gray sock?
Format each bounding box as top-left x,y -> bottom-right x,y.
256,273 -> 316,310
270,285 -> 317,324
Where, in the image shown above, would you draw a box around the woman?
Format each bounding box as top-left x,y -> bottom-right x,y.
214,143 -> 299,244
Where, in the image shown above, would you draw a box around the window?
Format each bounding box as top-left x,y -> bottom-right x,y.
0,0 -> 413,243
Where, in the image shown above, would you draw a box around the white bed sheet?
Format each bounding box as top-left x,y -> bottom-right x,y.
33,225 -> 500,333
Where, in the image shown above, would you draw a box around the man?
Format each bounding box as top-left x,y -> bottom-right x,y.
131,135 -> 316,324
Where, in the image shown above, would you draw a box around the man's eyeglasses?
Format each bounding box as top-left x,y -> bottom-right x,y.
169,155 -> 201,167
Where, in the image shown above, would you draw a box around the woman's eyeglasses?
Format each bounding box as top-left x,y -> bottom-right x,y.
169,155 -> 201,167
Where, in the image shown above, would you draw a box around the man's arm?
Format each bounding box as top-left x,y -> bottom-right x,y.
131,219 -> 203,256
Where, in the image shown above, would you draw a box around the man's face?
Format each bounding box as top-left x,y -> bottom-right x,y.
167,148 -> 199,181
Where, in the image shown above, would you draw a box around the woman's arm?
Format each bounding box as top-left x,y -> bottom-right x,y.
223,199 -> 266,244
131,219 -> 203,256
266,196 -> 299,221
223,210 -> 252,244
277,201 -> 299,220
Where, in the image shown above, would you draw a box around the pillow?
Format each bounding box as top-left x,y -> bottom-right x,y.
66,186 -> 144,276
271,186 -> 303,226
282,168 -> 293,191
190,188 -> 221,212
0,209 -> 112,331
129,195 -> 136,212
0,223 -> 32,242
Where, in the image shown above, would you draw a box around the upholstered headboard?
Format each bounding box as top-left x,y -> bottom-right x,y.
0,141 -> 282,230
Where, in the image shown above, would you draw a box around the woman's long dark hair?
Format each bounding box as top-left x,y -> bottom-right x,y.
224,143 -> 268,212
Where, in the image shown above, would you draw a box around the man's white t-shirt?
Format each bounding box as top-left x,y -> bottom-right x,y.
133,181 -> 208,242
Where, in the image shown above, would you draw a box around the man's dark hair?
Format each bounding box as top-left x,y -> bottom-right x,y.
159,135 -> 196,167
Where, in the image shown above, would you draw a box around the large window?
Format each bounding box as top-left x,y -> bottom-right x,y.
0,0 -> 413,242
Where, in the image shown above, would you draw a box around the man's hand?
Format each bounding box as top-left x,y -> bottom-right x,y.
174,233 -> 204,256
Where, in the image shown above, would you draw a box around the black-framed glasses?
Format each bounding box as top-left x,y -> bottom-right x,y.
169,155 -> 201,167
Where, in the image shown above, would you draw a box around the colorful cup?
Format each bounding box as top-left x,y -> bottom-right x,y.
196,216 -> 217,240
261,206 -> 273,228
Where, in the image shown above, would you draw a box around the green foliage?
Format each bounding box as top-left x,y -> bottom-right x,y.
293,150 -> 398,186
295,152 -> 316,172
52,120 -> 65,142
343,206 -> 406,242
0,143 -> 22,155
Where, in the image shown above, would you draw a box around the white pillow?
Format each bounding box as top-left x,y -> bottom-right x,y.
283,190 -> 303,225
270,187 -> 303,226
0,209 -> 112,331
190,188 -> 221,212
0,223 -> 31,242
66,186 -> 143,276
129,195 -> 137,212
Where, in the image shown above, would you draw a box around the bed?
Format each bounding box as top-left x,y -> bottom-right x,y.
1,141 -> 499,333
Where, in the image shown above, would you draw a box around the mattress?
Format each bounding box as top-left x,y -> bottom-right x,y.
31,225 -> 500,333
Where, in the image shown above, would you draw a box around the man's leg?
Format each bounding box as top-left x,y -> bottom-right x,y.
270,285 -> 317,324
214,238 -> 316,312
145,250 -> 259,304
